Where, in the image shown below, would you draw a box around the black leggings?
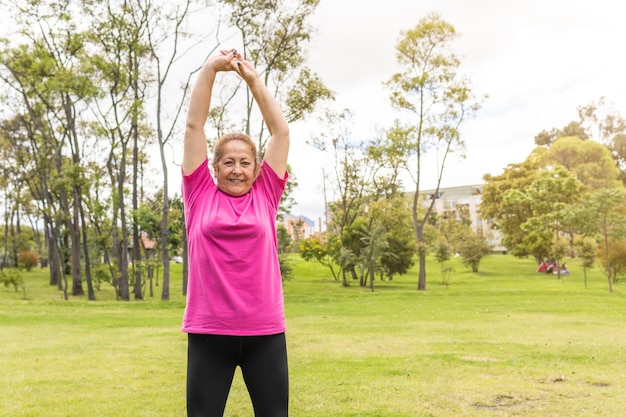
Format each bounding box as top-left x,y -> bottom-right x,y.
186,333 -> 289,417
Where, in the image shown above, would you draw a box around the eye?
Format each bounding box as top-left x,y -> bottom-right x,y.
224,160 -> 234,166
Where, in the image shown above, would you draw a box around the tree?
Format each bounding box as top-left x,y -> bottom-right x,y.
384,13 -> 482,290
586,188 -> 626,292
481,157 -> 541,255
433,236 -> 451,285
143,0 -> 196,300
543,136 -> 622,191
520,166 -> 582,269
457,233 -> 491,273
574,236 -> 597,288
534,121 -> 588,146
0,0 -> 102,299
367,120 -> 414,200
299,233 -> 341,280
373,196 -> 416,280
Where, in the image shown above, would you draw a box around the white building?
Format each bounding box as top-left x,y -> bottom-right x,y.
420,185 -> 505,252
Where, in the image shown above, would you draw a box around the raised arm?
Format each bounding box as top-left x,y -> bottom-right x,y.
183,51 -> 238,175
233,55 -> 290,177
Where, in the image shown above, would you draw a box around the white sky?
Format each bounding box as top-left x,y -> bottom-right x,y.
2,1 -> 623,224
285,0 -> 626,221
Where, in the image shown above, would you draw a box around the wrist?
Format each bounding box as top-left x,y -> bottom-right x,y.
246,75 -> 263,89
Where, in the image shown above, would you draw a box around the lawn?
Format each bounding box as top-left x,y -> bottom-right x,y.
1,254 -> 625,416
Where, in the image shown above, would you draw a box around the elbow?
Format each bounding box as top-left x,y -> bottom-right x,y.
275,123 -> 290,139
184,121 -> 202,139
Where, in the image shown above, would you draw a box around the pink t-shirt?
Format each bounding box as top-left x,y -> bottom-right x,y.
181,159 -> 288,336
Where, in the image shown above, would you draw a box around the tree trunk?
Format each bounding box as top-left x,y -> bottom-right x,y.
79,199 -> 95,301
160,153 -> 170,301
71,190 -> 84,296
118,145 -> 130,301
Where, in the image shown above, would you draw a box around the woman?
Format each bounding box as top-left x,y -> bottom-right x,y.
182,49 -> 290,417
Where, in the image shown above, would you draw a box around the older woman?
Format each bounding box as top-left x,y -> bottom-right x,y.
182,49 -> 290,417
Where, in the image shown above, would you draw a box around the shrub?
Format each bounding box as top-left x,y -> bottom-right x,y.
18,251 -> 39,271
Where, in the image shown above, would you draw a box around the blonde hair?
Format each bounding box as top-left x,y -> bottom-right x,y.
212,132 -> 259,168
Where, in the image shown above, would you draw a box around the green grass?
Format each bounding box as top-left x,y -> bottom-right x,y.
1,255 -> 625,416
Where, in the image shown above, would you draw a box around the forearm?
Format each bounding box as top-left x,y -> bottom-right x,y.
186,63 -> 217,130
247,77 -> 289,176
183,63 -> 216,174
248,78 -> 289,137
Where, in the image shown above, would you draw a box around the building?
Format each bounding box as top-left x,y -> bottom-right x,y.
420,185 -> 505,252
279,214 -> 319,241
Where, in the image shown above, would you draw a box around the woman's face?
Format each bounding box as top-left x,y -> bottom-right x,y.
214,140 -> 257,196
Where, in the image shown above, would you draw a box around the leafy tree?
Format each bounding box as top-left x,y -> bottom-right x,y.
534,121 -> 589,146
384,13 -> 482,290
435,204 -> 472,253
0,268 -> 25,299
0,1 -> 101,299
311,110 -> 372,239
585,188 -> 626,292
549,237 -> 569,281
143,0 -> 196,301
481,157 -> 541,254
367,120 -> 414,200
543,136 -> 622,191
574,236 -> 597,288
519,166 -> 582,268
276,224 -> 293,281
276,224 -> 292,255
457,233 -> 491,273
597,239 -> 626,286
341,218 -> 368,286
363,197 -> 416,283
299,233 -> 341,280
434,237 -> 451,284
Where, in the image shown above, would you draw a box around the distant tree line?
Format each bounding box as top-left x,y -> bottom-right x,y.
481,98 -> 626,292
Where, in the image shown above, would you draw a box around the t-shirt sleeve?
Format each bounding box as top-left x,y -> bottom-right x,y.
182,159 -> 213,211
255,161 -> 289,210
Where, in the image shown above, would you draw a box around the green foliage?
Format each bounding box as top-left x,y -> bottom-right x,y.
91,262 -> 118,292
597,238 -> 626,284
575,236 -> 598,288
279,254 -> 293,281
299,233 -> 341,279
434,237 -> 452,284
481,158 -> 541,252
0,267 -> 25,298
544,136 -> 623,190
457,233 -> 492,273
384,12 -> 482,291
276,224 -> 292,254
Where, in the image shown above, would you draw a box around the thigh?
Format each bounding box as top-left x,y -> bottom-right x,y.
186,333 -> 238,417
240,333 -> 289,417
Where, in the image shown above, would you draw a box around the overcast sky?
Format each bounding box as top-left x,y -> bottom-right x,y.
286,0 -> 626,221
3,2 -> 622,224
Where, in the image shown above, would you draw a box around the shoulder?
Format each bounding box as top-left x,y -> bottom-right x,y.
182,159 -> 214,204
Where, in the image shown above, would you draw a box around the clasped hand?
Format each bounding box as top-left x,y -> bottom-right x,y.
207,49 -> 258,85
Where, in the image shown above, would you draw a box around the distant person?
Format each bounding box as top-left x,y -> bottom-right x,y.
181,48 -> 290,417
561,262 -> 570,275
